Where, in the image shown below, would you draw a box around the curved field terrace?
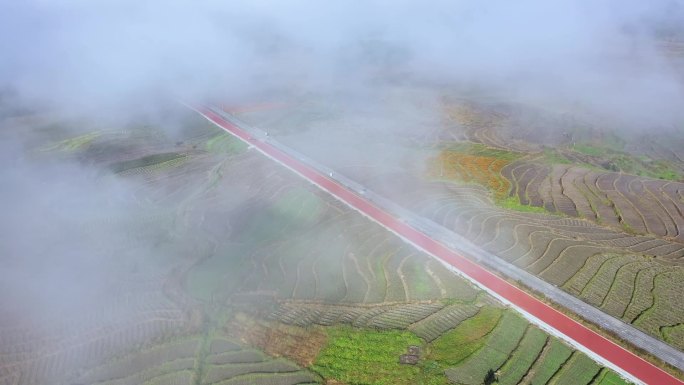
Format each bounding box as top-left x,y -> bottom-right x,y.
0,102 -> 657,385
230,90 -> 684,381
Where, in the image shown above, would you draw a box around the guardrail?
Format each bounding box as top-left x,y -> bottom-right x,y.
206,105 -> 684,380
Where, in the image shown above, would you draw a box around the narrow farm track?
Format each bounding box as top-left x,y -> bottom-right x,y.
194,105 -> 683,385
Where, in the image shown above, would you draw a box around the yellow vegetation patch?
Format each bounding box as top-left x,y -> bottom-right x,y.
42,131 -> 101,152
428,151 -> 512,199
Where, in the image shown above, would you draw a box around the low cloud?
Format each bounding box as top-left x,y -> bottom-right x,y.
0,0 -> 682,126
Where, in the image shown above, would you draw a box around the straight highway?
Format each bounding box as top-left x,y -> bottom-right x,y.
192,104 -> 684,385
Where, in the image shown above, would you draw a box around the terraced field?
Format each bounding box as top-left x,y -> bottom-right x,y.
441,99 -> 574,153
408,99 -> 684,349
502,162 -> 684,240
0,106 -> 636,385
428,143 -> 520,200
441,98 -> 684,175
230,94 -> 684,360
390,182 -> 684,349
67,333 -> 320,385
248,303 -> 618,385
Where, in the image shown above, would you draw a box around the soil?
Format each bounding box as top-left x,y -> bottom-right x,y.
226,313 -> 327,367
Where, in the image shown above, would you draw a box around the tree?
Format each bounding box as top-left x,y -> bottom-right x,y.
484,368 -> 497,385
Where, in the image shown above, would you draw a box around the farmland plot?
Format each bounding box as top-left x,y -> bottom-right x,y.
379,177 -> 684,348
1,105 -> 638,385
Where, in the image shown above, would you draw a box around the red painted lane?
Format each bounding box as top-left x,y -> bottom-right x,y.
197,107 -> 683,385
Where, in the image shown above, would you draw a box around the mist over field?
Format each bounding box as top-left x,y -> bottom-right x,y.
0,0 -> 682,328
1,2 -> 684,384
2,0 -> 683,319
0,0 -> 683,125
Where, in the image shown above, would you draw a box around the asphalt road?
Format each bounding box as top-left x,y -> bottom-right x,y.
193,104 -> 684,385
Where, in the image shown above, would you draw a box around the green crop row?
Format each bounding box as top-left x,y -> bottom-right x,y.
312,327 -> 422,385
427,307 -> 502,366
571,143 -> 681,181
110,152 -> 187,174
440,142 -> 522,161
206,133 -> 247,154
444,311 -> 528,385
42,131 -> 102,152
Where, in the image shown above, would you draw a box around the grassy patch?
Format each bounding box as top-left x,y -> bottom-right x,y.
206,133 -> 247,154
273,187 -> 324,227
572,143 -> 604,157
498,196 -> 548,213
186,213 -> 290,301
571,143 -> 681,181
42,131 -> 101,152
312,327 -> 422,385
110,152 -> 187,173
439,142 -> 521,161
496,327 -> 547,385
594,369 -> 632,385
186,189 -> 323,301
662,323 -> 684,347
404,257 -> 433,298
243,309 -> 629,385
373,253 -> 390,300
186,242 -> 251,301
427,306 -> 502,366
444,310 -> 528,385
541,148 -> 572,164
527,339 -> 572,385
549,352 -> 600,385
614,155 -> 681,181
